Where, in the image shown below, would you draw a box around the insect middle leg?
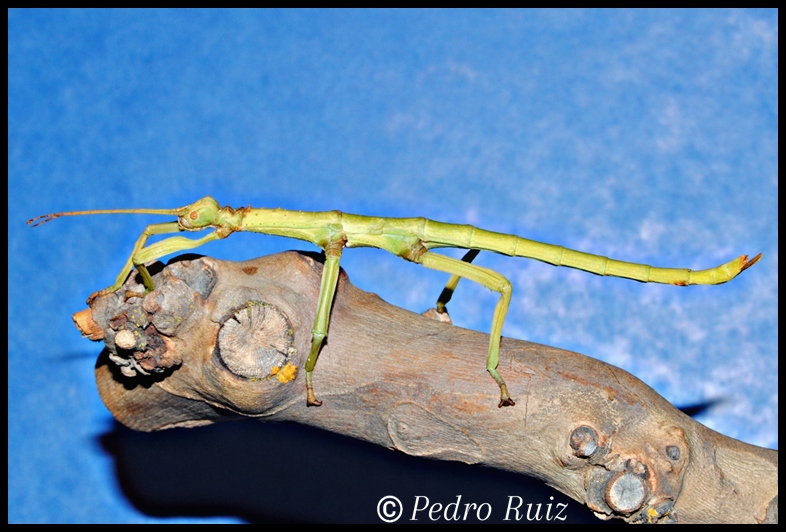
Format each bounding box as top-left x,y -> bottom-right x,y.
418,251 -> 515,408
304,243 -> 344,407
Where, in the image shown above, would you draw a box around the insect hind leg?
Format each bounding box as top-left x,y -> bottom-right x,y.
434,249 -> 481,315
418,251 -> 515,408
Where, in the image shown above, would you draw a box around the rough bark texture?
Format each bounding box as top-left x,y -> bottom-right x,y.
75,252 -> 778,524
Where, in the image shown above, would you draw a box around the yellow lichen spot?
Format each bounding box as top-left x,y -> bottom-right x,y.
647,507 -> 659,523
275,362 -> 298,383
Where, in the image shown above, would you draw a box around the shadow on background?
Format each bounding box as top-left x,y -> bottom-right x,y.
99,419 -> 618,524
677,400 -> 723,419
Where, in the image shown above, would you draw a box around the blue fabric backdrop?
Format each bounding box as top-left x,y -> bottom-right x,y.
9,8 -> 777,523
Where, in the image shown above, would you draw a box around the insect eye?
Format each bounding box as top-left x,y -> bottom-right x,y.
190,211 -> 199,220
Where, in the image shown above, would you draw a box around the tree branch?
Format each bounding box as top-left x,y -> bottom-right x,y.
74,252 -> 777,524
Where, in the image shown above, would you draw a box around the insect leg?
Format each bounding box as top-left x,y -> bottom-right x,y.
304,243 -> 344,407
418,251 -> 515,408
435,249 -> 480,314
88,222 -> 178,302
88,223 -> 225,303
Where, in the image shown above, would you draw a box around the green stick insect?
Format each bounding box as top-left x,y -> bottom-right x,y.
28,197 -> 761,408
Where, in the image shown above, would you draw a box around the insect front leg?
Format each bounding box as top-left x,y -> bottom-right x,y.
305,243 -> 344,407
87,224 -> 225,304
419,251 -> 515,408
87,222 -> 181,303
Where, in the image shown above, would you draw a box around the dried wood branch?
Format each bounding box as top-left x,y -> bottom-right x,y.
76,252 -> 777,524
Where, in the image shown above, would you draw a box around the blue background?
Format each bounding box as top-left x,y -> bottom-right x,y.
9,9 -> 777,523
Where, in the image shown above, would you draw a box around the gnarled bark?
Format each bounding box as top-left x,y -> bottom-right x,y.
75,252 -> 777,524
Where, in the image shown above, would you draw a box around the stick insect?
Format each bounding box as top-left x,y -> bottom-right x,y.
29,196 -> 761,408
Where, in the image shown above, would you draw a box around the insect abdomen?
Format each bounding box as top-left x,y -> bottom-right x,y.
421,221 -> 758,286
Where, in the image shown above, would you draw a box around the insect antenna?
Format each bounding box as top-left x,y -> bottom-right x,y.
27,206 -> 185,227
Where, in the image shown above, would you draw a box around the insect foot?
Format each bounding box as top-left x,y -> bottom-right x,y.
497,387 -> 516,408
421,307 -> 453,325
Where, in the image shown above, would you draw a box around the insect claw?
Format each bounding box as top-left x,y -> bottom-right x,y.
86,292 -> 101,305
123,290 -> 145,302
498,397 -> 516,408
306,389 -> 323,407
497,383 -> 515,407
